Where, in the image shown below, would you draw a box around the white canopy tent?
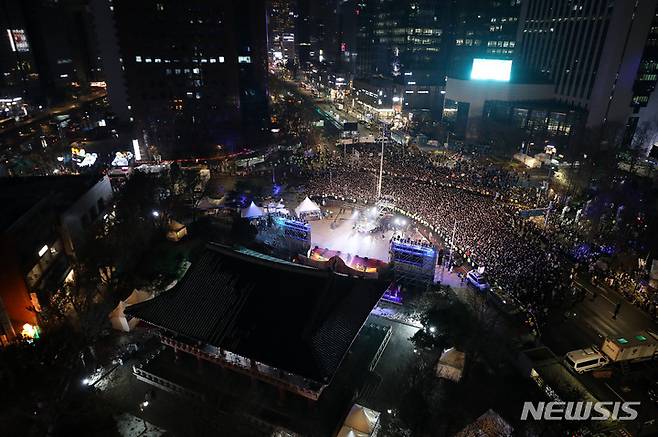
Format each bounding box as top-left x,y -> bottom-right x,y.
337,404 -> 380,437
196,195 -> 225,210
294,196 -> 321,217
435,347 -> 465,382
109,290 -> 154,332
166,220 -> 187,242
241,201 -> 264,219
337,427 -> 369,437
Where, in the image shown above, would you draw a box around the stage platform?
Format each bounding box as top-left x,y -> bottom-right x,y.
310,207 -> 395,263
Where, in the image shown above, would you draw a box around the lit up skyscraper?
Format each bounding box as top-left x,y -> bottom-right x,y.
268,0 -> 298,66
366,0 -> 448,82
448,0 -> 522,79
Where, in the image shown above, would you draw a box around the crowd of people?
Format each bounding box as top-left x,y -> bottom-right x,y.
305,149 -> 573,326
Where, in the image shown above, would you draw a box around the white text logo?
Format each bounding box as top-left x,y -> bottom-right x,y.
520,401 -> 640,421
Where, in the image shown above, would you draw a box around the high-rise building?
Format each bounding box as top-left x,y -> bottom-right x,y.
625,4 -> 658,151
352,0 -> 377,78
448,0 -> 522,78
91,0 -> 269,158
335,0 -> 359,75
0,1 -> 40,101
297,0 -> 340,69
22,0 -> 96,102
0,0 -> 97,104
359,0 -> 448,82
516,0 -> 658,130
268,0 -> 298,66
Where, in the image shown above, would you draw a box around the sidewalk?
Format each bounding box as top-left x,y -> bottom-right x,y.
572,276 -> 658,339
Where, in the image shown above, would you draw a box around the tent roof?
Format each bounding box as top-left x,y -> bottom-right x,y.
343,404 -> 380,434
124,289 -> 153,306
439,347 -> 465,368
197,195 -> 225,210
241,201 -> 264,218
337,426 -> 369,437
109,289 -> 153,320
295,196 -> 320,215
169,220 -> 186,232
435,347 -> 465,381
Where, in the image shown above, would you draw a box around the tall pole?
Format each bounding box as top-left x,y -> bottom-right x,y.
377,124 -> 386,199
447,219 -> 457,269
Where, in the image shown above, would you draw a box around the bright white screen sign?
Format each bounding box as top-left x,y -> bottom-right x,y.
470,58 -> 512,81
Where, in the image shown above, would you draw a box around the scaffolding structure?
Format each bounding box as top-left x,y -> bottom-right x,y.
389,240 -> 437,289
376,195 -> 396,214
256,213 -> 311,257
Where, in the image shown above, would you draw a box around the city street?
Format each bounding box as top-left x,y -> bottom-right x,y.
279,77 -> 378,139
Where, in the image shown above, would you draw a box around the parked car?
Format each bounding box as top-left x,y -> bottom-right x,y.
565,347 -> 610,373
466,270 -> 490,291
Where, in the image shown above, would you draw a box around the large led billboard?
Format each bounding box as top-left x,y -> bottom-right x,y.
6,29 -> 29,52
470,58 -> 512,82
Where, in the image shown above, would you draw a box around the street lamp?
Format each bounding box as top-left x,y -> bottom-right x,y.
151,210 -> 160,218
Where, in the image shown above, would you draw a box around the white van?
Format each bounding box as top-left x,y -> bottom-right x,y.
565,348 -> 609,373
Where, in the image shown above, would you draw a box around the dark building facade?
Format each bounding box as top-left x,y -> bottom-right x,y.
361,0 -> 449,82
0,175 -> 113,344
296,0 -> 340,69
448,0 -> 522,78
0,0 -> 96,104
482,99 -> 586,147
625,4 -> 658,151
22,0 -> 96,102
92,0 -> 269,158
516,0 -> 658,129
0,0 -> 40,100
